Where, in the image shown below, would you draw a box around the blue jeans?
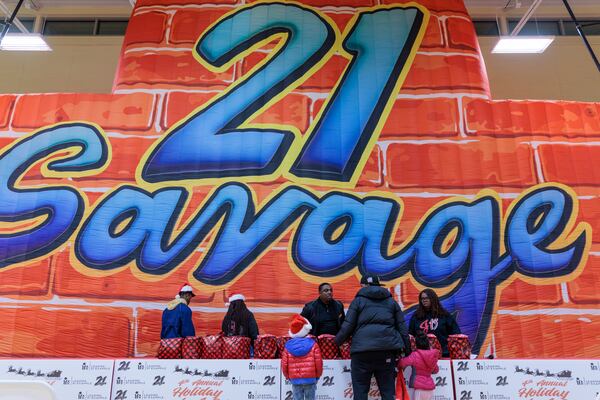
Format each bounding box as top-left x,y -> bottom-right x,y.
292,383 -> 316,400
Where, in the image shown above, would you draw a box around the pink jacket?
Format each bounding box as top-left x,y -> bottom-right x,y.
399,349 -> 440,390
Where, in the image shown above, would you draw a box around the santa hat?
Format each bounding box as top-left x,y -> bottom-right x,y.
289,314 -> 312,338
225,293 -> 246,306
176,283 -> 195,298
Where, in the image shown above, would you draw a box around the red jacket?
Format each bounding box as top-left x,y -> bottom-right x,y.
281,338 -> 323,384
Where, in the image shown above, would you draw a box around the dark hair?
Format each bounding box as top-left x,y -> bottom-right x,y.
415,330 -> 430,350
415,288 -> 449,319
222,300 -> 252,337
318,283 -> 332,292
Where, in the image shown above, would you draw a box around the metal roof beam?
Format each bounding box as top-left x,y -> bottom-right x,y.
510,0 -> 544,36
0,0 -> 30,33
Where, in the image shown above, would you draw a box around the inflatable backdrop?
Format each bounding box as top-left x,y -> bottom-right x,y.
0,0 -> 598,359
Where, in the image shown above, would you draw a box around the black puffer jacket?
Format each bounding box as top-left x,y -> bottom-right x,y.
335,286 -> 411,355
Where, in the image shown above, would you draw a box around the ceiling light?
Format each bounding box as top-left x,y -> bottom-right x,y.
0,33 -> 52,51
492,36 -> 554,54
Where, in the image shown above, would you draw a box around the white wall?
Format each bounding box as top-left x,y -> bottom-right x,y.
0,37 -> 122,94
479,36 -> 600,102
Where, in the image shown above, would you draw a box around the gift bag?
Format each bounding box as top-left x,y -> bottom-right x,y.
427,334 -> 442,355
181,336 -> 203,359
339,339 -> 352,360
448,334 -> 472,359
202,335 -> 224,359
318,334 -> 340,359
255,334 -> 278,359
222,336 -> 252,359
157,338 -> 182,359
395,372 -> 411,400
409,334 -> 417,352
277,336 -> 292,358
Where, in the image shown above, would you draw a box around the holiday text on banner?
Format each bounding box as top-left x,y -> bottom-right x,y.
452,359 -> 600,400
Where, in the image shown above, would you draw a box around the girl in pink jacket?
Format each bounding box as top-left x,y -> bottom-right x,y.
399,331 -> 439,400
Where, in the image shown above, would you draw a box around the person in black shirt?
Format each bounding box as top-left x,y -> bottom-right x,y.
408,288 -> 461,357
301,283 -> 345,336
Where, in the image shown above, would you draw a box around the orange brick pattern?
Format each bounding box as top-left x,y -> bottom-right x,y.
12,93 -> 156,131
0,95 -> 15,129
169,8 -> 238,45
386,141 -> 537,189
124,11 -> 169,46
465,99 -> 600,138
538,144 -> 600,186
116,0 -> 490,96
0,305 -> 132,357
0,259 -> 52,297
494,314 -> 600,359
568,255 -> 600,304
0,0 -> 597,359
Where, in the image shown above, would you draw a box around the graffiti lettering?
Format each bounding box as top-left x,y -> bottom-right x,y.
290,6 -> 425,184
140,3 -> 428,188
143,2 -> 337,182
0,1 -> 592,358
0,123 -> 109,267
0,125 -> 589,353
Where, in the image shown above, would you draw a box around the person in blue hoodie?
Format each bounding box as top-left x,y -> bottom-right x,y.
281,315 -> 323,400
160,283 -> 196,339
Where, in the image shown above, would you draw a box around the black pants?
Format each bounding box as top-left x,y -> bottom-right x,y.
351,351 -> 396,400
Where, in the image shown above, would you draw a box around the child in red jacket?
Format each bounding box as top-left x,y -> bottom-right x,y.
281,315 -> 323,400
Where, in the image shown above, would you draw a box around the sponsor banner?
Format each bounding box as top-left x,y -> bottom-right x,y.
111,359 -> 280,400
281,359 -> 453,400
452,359 -> 600,400
0,359 -> 113,400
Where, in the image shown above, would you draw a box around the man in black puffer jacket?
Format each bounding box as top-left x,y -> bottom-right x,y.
335,274 -> 411,400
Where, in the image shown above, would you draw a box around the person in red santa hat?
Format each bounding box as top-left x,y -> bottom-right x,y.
222,293 -> 259,343
281,314 -> 323,400
160,283 -> 196,339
